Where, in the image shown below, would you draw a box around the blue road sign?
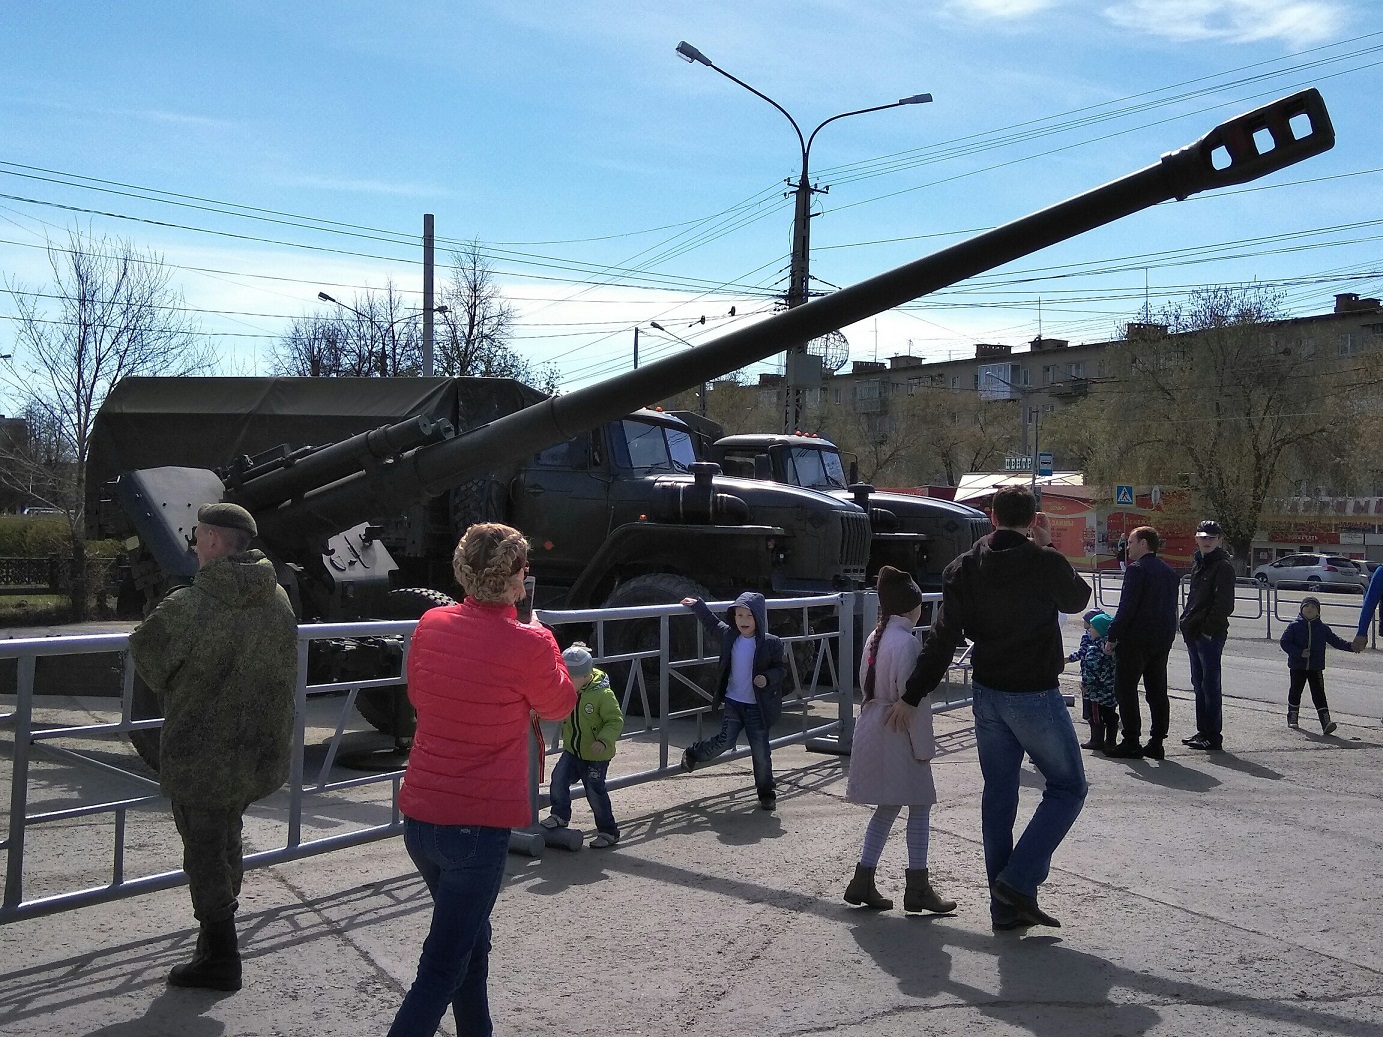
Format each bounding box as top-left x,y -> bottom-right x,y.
1038,452 -> 1054,477
1115,484 -> 1135,506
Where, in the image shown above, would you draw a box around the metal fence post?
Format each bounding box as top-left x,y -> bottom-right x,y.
837,592 -> 856,752
3,654 -> 35,911
288,639 -> 309,850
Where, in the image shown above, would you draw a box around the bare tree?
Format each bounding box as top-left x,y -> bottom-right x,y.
272,280 -> 420,377
435,242 -> 559,390
1,228 -> 213,616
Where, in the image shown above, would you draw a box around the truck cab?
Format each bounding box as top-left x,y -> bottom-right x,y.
704,429 -> 991,592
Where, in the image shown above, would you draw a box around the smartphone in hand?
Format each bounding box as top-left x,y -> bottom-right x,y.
516,575 -> 536,624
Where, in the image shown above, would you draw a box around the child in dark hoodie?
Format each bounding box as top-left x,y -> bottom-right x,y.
1278,595 -> 1354,734
679,591 -> 786,810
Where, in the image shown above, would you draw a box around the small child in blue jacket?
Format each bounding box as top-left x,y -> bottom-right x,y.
1279,595 -> 1355,734
679,591 -> 786,810
1067,612 -> 1118,751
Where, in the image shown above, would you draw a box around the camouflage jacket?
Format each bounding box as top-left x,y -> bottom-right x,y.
128,550 -> 298,809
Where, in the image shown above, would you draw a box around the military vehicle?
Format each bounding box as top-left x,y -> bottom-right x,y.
88,89 -> 1333,758
675,419 -> 991,592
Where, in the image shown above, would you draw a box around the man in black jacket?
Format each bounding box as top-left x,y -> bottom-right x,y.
1104,526 -> 1180,760
1179,519 -> 1237,750
890,485 -> 1091,930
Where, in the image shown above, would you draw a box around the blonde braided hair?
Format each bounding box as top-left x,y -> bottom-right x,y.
453,523 -> 529,603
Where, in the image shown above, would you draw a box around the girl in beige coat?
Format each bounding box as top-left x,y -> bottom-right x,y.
843,566 -> 956,914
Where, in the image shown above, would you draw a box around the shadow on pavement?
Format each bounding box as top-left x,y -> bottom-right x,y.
1119,758 -> 1222,793
81,987 -> 232,1037
1201,751 -> 1284,781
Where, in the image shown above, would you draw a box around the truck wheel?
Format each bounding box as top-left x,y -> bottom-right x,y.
356,587 -> 457,737
603,574 -> 714,716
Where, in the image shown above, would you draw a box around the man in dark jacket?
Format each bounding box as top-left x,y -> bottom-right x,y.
891,486 -> 1091,930
1104,526 -> 1180,760
1178,519 -> 1236,750
128,502 -> 298,992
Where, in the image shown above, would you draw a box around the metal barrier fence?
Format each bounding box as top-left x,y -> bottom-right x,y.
1,591 -> 971,924
1090,569 -> 1374,645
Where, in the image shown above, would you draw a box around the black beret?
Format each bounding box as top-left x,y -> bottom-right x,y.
197,502 -> 257,538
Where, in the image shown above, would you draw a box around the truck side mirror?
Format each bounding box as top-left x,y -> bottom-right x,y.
848,460 -> 859,484
753,454 -> 773,481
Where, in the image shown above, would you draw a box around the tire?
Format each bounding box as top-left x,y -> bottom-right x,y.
602,574 -> 714,716
355,587 -> 457,737
1255,574 -> 1268,586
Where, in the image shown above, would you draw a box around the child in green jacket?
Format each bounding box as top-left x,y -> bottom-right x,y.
541,643 -> 625,847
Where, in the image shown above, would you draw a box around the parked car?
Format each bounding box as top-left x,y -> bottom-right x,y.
1357,559 -> 1381,590
1252,554 -> 1364,592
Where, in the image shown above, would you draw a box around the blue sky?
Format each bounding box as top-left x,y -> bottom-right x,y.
1,1 -> 1379,396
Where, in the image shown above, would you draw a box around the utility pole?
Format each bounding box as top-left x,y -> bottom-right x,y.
633,326 -> 639,369
674,41 -> 931,434
422,213 -> 435,377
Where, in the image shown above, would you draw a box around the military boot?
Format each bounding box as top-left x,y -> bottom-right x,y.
904,868 -> 957,914
168,917 -> 242,992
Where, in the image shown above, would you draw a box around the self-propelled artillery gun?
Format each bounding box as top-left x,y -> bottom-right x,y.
89,90 -> 1334,751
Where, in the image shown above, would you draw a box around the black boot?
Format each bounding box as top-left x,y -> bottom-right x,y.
1080,721 -> 1104,750
168,917 -> 241,991
1319,709 -> 1337,735
844,864 -> 893,910
1103,713 -> 1121,753
904,868 -> 956,914
1287,707 -> 1300,729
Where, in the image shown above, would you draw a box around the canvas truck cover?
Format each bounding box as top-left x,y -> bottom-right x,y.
87,376 -> 546,534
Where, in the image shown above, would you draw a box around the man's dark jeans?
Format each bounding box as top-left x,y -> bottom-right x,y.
1113,640 -> 1173,744
687,699 -> 775,798
1186,634 -> 1227,744
972,684 -> 1087,924
549,752 -> 619,837
170,800 -> 245,924
388,820 -> 510,1037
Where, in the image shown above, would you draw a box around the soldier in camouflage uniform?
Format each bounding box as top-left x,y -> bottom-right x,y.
128,502 -> 298,992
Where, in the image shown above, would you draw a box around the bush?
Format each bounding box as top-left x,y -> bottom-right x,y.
0,514 -> 120,558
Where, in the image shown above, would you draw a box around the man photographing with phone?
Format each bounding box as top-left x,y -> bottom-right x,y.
887,485 -> 1091,930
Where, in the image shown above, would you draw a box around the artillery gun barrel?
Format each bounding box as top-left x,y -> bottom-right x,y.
257,89 -> 1332,550
233,414 -> 444,511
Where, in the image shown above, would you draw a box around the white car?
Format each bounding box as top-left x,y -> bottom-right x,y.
1252,553 -> 1363,592
1357,559 -> 1381,590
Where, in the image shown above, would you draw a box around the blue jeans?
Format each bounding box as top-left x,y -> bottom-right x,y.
688,699 -> 775,798
388,820 -> 510,1037
549,752 -> 619,837
972,683 -> 1088,923
1186,635 -> 1226,743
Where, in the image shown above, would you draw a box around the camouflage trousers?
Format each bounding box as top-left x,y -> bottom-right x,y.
170,800 -> 246,924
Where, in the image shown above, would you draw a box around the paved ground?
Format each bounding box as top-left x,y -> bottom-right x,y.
3,614 -> 1383,1036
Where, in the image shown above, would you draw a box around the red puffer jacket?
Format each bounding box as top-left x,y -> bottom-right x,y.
399,598 -> 576,828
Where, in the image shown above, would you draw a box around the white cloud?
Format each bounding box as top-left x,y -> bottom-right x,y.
945,0 -> 1064,16
1103,0 -> 1350,44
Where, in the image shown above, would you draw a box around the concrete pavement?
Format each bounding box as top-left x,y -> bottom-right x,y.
4,630 -> 1383,1036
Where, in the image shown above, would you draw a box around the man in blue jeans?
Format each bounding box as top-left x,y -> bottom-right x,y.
891,485 -> 1092,930
1179,520 -> 1236,750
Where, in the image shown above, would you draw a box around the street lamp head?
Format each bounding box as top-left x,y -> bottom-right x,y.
649,321 -> 667,331
899,93 -> 933,105
676,41 -> 712,67
317,291 -> 337,304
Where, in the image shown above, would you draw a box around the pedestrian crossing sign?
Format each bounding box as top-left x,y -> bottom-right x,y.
1115,484 -> 1135,506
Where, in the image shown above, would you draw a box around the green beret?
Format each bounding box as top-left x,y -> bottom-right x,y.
197,501 -> 257,538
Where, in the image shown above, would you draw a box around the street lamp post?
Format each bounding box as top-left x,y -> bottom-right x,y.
649,321 -> 707,416
676,41 -> 931,432
317,292 -> 447,376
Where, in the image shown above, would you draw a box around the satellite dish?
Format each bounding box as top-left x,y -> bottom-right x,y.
807,330 -> 849,372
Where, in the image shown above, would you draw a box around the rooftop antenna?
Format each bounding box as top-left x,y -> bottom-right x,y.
1142,268 -> 1151,322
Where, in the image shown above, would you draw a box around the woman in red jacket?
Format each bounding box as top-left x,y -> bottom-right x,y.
389,523 -> 576,1037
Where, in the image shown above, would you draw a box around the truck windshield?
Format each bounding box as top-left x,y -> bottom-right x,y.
620,419 -> 692,473
789,446 -> 848,490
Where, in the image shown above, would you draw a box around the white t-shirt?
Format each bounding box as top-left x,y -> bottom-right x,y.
725,635 -> 758,704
